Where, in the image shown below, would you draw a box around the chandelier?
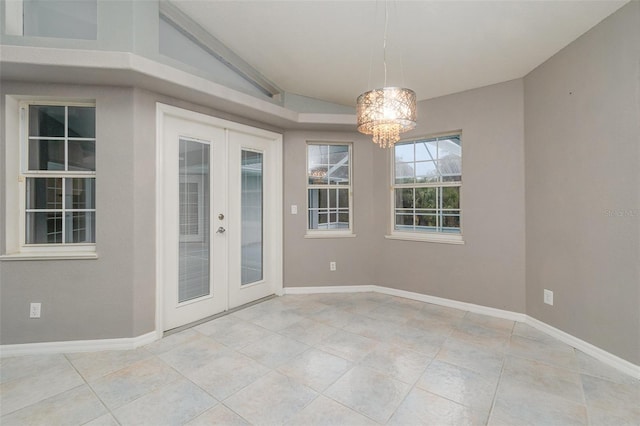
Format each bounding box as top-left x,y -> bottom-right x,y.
356,2 -> 416,148
357,87 -> 416,148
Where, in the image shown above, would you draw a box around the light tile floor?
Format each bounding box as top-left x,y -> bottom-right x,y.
1,292 -> 638,425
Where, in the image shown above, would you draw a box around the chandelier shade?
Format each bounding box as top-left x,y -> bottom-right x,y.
357,87 -> 417,148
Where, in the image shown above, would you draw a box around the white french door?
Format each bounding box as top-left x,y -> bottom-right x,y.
157,104 -> 282,332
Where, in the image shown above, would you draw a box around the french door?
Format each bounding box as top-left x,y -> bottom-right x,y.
157,104 -> 282,331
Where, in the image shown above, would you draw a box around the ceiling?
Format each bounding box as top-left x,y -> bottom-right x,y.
171,0 -> 627,107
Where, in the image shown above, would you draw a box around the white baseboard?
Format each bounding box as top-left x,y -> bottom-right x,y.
283,285 -> 639,380
284,285 -> 526,322
0,331 -> 159,358
284,285 -> 376,295
525,316 -> 640,379
371,285 -> 527,322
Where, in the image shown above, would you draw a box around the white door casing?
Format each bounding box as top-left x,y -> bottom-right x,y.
156,104 -> 283,333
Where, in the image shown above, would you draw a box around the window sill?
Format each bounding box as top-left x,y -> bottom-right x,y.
0,252 -> 98,261
385,232 -> 464,245
304,232 -> 356,239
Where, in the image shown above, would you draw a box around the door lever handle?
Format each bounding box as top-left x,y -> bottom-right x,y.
216,227 -> 226,234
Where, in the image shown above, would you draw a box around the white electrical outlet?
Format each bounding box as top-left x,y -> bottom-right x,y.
329,261 -> 337,271
544,289 -> 554,306
291,205 -> 298,215
30,302 -> 41,318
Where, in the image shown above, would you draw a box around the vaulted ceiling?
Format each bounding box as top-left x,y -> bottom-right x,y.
172,0 -> 627,107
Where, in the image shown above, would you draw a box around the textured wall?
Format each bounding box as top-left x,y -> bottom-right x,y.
0,83 -> 141,343
0,83 -> 282,344
524,1 -> 640,364
373,80 -> 526,312
283,130 -> 379,288
284,79 -> 527,314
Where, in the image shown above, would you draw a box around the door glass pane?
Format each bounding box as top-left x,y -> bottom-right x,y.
241,150 -> 263,285
178,139 -> 210,303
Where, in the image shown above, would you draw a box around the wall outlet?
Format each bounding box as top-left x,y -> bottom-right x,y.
544,289 -> 554,306
30,302 -> 41,318
329,261 -> 337,271
291,205 -> 298,215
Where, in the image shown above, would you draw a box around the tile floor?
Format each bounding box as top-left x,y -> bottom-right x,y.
1,292 -> 638,425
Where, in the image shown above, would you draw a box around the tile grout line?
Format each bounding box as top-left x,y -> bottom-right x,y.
484,320 -> 514,425
63,352 -> 121,426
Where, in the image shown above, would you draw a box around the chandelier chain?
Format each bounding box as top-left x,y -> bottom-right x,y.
356,0 -> 417,148
383,0 -> 388,87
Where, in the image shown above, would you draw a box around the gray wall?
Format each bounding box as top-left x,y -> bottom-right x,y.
524,1 -> 640,365
2,2 -> 637,368
374,80 -> 526,312
283,130 -> 379,287
0,83 -> 150,343
0,82 -> 281,345
284,79 -> 527,314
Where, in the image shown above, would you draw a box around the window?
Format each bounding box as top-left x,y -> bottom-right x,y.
306,143 -> 353,236
23,103 -> 96,248
5,0 -> 98,40
390,134 -> 462,243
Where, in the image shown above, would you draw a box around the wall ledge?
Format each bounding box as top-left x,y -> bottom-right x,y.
284,285 -> 640,380
0,45 -> 356,131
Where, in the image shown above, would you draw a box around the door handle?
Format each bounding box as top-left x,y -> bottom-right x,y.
216,227 -> 226,234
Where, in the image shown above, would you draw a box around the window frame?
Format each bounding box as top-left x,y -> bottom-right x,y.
1,99 -> 98,260
305,141 -> 355,238
387,132 -> 464,245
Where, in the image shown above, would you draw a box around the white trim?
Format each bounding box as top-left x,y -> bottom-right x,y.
2,285 -> 637,379
4,0 -> 23,36
390,133 -> 464,242
0,46 -> 356,130
0,252 -> 97,261
385,233 -> 464,245
3,97 -> 98,257
373,285 -> 526,322
0,331 -> 158,357
525,316 -> 640,380
284,285 -> 376,295
306,141 -> 353,234
283,284 -> 639,379
155,104 -> 165,336
156,103 -> 284,333
304,233 -> 356,239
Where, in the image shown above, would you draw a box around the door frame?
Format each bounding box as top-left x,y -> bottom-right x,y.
155,103 -> 283,336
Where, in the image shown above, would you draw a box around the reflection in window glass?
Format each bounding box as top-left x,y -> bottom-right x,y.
393,135 -> 462,234
28,105 -> 96,173
241,150 -> 264,285
24,103 -> 96,245
29,106 -> 65,137
28,140 -> 65,170
307,143 -> 352,231
178,139 -> 210,303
